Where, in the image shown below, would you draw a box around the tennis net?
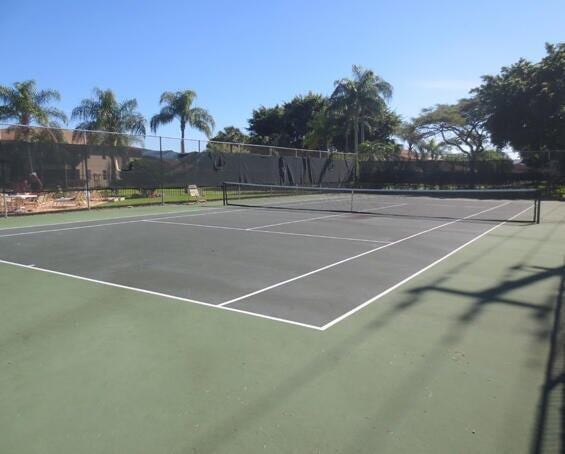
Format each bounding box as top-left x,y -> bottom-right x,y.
222,182 -> 542,223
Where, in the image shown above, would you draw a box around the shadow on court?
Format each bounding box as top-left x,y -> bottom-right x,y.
185,213 -> 562,453
530,261 -> 564,454
344,225 -> 563,452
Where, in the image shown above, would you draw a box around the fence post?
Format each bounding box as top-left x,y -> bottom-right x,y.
159,136 -> 165,206
84,150 -> 91,211
1,145 -> 7,218
355,153 -> 360,186
83,133 -> 91,210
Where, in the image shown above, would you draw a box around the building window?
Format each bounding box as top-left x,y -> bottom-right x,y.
102,170 -> 107,180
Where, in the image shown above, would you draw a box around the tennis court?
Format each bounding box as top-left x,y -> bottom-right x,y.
0,185 -> 540,329
1,190 -> 564,453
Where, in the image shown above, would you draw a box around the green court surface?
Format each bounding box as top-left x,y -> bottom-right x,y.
1,202 -> 563,453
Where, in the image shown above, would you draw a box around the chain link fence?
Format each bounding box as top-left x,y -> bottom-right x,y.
0,124 -> 356,216
2,124 -> 563,217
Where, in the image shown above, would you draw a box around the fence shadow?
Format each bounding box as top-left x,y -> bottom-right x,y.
530,260 -> 564,454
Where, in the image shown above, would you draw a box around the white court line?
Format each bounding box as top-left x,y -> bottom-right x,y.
0,218 -> 158,238
144,220 -> 246,232
0,197 -> 387,238
320,204 -> 535,330
246,203 -> 408,230
0,207 -> 252,238
0,192 -> 357,234
246,212 -> 346,230
257,229 -> 390,244
0,205 -> 231,232
218,201 -> 513,307
143,219 -> 392,244
0,258 -> 323,331
0,201 -> 410,240
0,203 -> 534,332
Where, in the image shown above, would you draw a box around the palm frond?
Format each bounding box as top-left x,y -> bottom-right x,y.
43,107 -> 68,125
188,107 -> 215,137
35,89 -> 62,105
0,80 -> 66,130
0,104 -> 16,121
71,99 -> 99,122
159,91 -> 177,105
0,85 -> 16,104
150,108 -> 175,132
120,98 -> 139,113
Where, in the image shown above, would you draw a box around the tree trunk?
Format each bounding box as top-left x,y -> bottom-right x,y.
20,118 -> 34,174
180,122 -> 186,154
360,122 -> 365,145
353,118 -> 359,153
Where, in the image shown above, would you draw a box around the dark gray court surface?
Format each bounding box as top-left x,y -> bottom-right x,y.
0,198 -> 536,329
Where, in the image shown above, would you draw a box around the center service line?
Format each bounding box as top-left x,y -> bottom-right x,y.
218,201 -> 512,307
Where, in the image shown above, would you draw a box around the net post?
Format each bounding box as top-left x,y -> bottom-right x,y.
159,136 -> 165,206
350,188 -> 354,212
222,182 -> 227,206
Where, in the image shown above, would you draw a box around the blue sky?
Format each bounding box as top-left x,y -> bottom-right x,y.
1,0 -> 564,142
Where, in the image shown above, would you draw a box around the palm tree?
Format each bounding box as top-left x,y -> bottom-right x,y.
71,88 -> 146,146
150,90 -> 215,154
419,138 -> 446,161
72,88 -> 146,183
0,80 -> 67,171
330,65 -> 392,153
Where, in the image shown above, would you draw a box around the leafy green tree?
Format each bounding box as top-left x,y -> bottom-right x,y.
473,43 -> 565,168
414,98 -> 490,164
247,105 -> 287,146
211,126 -> 248,143
304,104 -> 344,150
476,149 -> 511,161
358,141 -> 401,160
443,153 -> 468,161
364,109 -> 400,144
330,65 -> 393,153
0,80 -> 67,171
150,90 -> 215,153
72,88 -> 146,145
397,122 -> 446,160
281,93 -> 326,148
418,139 -> 446,161
248,93 -> 326,148
396,122 -> 422,155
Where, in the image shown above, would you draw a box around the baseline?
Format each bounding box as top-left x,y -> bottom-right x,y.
0,258 -> 323,331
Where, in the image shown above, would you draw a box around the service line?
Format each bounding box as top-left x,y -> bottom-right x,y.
218,201 -> 513,307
